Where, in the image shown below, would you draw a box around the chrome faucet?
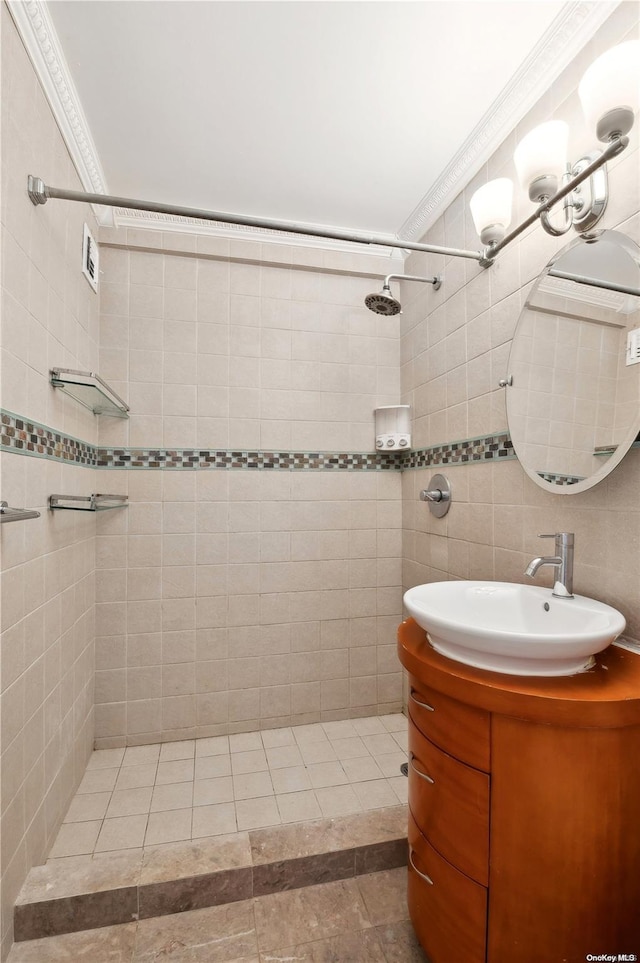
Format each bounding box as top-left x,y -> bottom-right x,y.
525,532 -> 575,598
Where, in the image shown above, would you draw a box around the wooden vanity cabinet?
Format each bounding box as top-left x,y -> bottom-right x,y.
399,618 -> 640,963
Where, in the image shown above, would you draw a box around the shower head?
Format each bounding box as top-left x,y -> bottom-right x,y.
364,284 -> 402,316
364,273 -> 442,316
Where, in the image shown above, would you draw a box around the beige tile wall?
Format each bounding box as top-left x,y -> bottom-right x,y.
401,4 -> 640,644
0,6 -> 99,957
93,238 -> 404,746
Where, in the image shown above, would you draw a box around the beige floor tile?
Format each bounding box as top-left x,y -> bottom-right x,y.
115,763 -> 158,790
193,776 -> 235,806
261,726 -> 295,748
233,770 -> 274,801
330,736 -> 370,760
306,761 -> 348,789
192,802 -> 237,838
276,790 -> 322,824
156,758 -> 195,785
122,744 -> 161,767
392,730 -> 408,751
322,720 -> 358,740
292,723 -> 329,746
46,854 -> 92,868
48,821 -> 103,858
229,731 -> 263,752
299,741 -> 338,765
380,713 -> 407,732
341,756 -> 383,783
352,716 -> 387,736
194,734 -> 230,757
77,768 -> 119,794
145,808 -> 192,846
159,739 -> 196,762
150,781 -> 194,812
194,753 -> 231,780
352,779 -> 399,811
315,785 -> 362,818
231,748 -> 268,774
376,751 -> 407,778
235,795 -> 281,831
265,745 -> 304,770
361,732 -> 400,755
106,787 -> 153,818
63,792 -> 111,823
388,776 -> 408,804
85,748 -> 125,770
270,765 -> 312,794
95,814 -> 148,852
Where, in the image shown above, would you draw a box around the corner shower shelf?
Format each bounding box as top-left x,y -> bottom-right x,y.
0,501 -> 41,523
50,368 -> 129,418
49,494 -> 128,512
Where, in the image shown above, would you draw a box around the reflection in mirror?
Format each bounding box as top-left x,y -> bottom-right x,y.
506,230 -> 640,494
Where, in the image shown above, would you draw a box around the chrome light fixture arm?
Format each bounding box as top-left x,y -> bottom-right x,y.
481,134 -> 628,264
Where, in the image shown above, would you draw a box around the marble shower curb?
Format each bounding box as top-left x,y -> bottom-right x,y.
14,807 -> 407,942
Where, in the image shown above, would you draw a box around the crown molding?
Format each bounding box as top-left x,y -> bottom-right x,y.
398,1 -> 621,243
110,207 -> 402,257
7,0 -> 111,217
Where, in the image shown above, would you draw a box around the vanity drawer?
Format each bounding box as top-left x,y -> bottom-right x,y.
409,675 -> 490,771
408,811 -> 487,963
409,720 -> 490,886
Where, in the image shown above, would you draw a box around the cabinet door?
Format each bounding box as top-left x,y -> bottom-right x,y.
409,721 -> 490,886
408,812 -> 487,963
408,676 -> 490,771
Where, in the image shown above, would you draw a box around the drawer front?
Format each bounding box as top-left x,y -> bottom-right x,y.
409,676 -> 490,771
409,721 -> 490,886
408,811 -> 487,963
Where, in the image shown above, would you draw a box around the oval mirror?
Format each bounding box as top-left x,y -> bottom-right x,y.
506,229 -> 640,494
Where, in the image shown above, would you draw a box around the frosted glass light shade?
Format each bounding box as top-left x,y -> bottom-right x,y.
470,178 -> 513,245
579,41 -> 640,141
514,121 -> 569,201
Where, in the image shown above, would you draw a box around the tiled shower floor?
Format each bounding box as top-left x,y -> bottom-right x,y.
48,714 -> 408,861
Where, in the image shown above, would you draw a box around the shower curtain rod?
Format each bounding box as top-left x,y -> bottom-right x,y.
27,176 -> 487,265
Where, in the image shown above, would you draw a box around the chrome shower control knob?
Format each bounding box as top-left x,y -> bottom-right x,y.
399,438 -> 408,446
419,473 -> 452,518
386,439 -> 395,447
376,439 -> 384,448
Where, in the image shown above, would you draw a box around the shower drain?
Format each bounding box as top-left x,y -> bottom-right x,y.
400,762 -> 408,777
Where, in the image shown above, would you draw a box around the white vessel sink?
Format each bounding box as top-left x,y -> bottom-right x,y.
403,581 -> 626,676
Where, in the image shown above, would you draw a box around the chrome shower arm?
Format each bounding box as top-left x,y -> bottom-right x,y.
383,273 -> 442,290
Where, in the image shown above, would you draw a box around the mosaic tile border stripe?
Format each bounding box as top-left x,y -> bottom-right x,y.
401,432 -> 515,468
0,411 -> 97,465
0,409 -> 530,473
96,448 -> 402,471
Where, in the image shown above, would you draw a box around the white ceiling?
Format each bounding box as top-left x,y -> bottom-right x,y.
26,1 -> 615,242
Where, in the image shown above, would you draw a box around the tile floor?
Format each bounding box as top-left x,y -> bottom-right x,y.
48,714 -> 408,861
8,866 -> 429,962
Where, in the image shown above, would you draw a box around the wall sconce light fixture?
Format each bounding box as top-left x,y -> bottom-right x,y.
471,40 -> 640,261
